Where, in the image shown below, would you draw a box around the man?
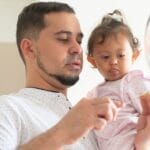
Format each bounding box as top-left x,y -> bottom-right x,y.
0,2 -> 122,149
134,93 -> 150,150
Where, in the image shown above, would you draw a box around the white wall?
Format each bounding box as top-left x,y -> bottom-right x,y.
0,0 -> 35,42
0,43 -> 25,94
0,0 -> 150,104
0,0 -> 35,94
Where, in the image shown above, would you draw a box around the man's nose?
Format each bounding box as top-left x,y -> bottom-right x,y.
69,41 -> 82,54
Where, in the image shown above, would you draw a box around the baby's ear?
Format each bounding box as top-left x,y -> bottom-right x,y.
132,49 -> 141,62
87,55 -> 97,68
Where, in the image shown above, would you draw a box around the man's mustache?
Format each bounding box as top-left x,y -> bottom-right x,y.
64,55 -> 82,64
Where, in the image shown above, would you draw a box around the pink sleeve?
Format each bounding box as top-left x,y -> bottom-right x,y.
123,70 -> 150,113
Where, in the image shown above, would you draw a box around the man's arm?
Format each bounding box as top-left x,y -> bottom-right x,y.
19,125 -> 64,150
135,93 -> 150,150
19,97 -> 123,150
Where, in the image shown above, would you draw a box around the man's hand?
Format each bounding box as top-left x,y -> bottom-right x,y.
135,93 -> 150,150
55,97 -> 123,145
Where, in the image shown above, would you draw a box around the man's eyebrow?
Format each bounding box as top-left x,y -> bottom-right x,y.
55,30 -> 84,38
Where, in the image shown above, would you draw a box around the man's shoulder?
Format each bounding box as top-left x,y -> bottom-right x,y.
0,93 -> 27,114
0,93 -> 19,103
0,94 -> 14,104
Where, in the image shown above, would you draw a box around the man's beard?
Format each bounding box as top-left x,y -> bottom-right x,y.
37,57 -> 80,86
51,74 -> 79,86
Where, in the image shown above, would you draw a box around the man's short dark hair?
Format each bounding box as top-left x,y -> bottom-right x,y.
16,2 -> 75,63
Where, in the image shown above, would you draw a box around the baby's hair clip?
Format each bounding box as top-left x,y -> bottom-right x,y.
108,13 -> 123,22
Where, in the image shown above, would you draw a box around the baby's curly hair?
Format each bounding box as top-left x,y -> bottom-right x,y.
87,9 -> 139,56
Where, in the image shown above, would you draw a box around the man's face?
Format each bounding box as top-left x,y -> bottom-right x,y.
31,12 -> 83,87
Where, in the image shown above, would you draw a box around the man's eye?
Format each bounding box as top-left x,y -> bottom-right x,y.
58,38 -> 69,42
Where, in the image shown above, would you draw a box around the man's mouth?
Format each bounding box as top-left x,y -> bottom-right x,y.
66,60 -> 82,70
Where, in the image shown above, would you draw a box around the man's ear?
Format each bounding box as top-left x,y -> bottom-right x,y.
132,49 -> 141,62
20,38 -> 35,62
87,55 -> 97,68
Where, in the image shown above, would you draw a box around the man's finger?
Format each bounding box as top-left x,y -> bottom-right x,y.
137,115 -> 147,131
93,118 -> 107,130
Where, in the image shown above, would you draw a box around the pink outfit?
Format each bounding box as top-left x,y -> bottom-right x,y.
87,70 -> 150,150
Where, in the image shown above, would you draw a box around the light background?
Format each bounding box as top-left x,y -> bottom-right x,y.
0,0 -> 150,104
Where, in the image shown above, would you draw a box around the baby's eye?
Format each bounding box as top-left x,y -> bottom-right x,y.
101,55 -> 109,59
118,54 -> 125,58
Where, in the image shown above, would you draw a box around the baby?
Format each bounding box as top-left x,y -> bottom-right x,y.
87,10 -> 150,150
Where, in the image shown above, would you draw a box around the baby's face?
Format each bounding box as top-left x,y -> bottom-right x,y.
88,33 -> 138,81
